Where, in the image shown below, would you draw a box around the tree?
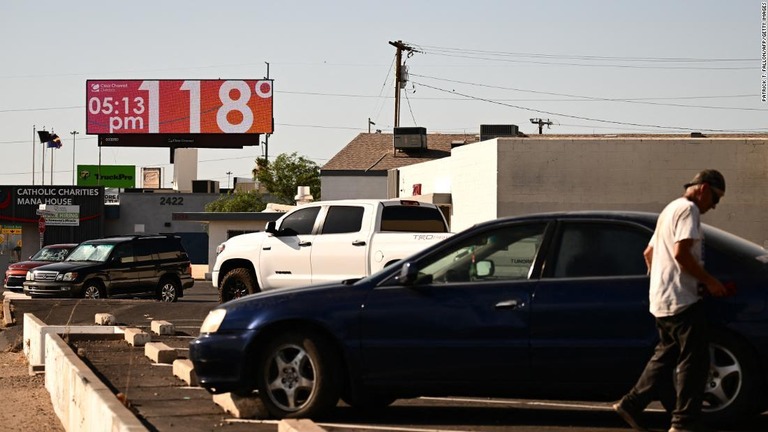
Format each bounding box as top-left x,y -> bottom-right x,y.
254,152 -> 321,204
205,190 -> 266,212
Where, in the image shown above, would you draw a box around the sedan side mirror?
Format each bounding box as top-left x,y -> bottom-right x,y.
399,262 -> 419,285
397,261 -> 432,286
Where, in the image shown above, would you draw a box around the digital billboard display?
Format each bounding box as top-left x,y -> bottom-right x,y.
86,79 -> 273,135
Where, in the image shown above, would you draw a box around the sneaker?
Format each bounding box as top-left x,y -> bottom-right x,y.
612,402 -> 649,432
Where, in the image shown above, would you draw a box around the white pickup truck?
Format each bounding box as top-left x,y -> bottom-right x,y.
213,199 -> 452,302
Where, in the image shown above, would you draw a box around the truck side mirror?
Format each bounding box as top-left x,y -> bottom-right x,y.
265,221 -> 277,235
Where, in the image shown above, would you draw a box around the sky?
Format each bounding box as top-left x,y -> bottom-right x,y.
0,1 -> 765,188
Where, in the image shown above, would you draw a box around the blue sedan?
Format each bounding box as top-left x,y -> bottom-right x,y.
189,211 -> 768,421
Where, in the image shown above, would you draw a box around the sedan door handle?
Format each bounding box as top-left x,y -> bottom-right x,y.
298,241 -> 312,247
352,240 -> 366,246
495,299 -> 523,309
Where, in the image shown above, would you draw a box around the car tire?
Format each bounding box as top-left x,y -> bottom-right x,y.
82,281 -> 105,299
219,268 -> 257,303
157,278 -> 179,302
255,331 -> 341,419
699,330 -> 764,424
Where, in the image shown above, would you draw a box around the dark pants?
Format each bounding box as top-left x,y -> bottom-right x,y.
620,301 -> 710,428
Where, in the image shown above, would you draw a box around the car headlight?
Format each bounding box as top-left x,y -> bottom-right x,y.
26,271 -> 35,281
200,309 -> 227,334
215,243 -> 226,255
57,272 -> 78,282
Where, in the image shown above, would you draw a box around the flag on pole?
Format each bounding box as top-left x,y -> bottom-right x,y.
46,133 -> 62,149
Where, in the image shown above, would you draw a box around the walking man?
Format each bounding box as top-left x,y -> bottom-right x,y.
613,169 -> 729,432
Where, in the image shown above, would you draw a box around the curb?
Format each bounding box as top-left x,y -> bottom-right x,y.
21,309 -> 327,432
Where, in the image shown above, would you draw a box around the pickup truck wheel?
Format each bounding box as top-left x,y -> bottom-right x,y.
157,278 -> 179,302
219,268 -> 257,303
255,331 -> 341,419
82,281 -> 105,299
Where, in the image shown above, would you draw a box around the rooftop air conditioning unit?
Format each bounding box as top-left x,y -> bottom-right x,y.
192,180 -> 220,193
480,124 -> 519,141
393,127 -> 427,151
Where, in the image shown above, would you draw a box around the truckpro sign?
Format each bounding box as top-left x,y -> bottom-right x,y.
86,79 -> 274,135
77,165 -> 136,188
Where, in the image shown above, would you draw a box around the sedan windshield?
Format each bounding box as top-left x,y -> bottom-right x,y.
30,247 -> 71,262
66,244 -> 114,262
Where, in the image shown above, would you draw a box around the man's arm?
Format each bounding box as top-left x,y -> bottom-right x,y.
643,245 -> 653,275
674,239 -> 728,297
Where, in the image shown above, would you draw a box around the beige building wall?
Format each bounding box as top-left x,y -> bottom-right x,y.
321,175 -> 387,200
398,136 -> 768,247
397,140 -> 499,232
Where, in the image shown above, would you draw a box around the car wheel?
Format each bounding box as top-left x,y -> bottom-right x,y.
157,278 -> 179,302
255,331 -> 341,419
82,281 -> 104,299
700,330 -> 764,423
219,268 -> 257,303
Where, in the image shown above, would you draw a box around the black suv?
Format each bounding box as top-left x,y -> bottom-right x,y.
23,234 -> 194,302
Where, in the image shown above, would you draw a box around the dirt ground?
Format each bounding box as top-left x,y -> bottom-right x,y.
0,348 -> 65,432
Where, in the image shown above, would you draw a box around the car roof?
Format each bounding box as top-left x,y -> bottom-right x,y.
473,210 -> 659,228
81,234 -> 180,245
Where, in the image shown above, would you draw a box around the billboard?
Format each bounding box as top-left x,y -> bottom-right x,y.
77,165 -> 136,188
86,79 -> 273,135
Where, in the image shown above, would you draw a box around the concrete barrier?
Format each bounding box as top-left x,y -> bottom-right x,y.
144,342 -> 177,363
172,359 -> 198,386
23,313 -> 124,373
95,313 -> 116,325
212,392 -> 268,419
44,332 -> 148,431
150,320 -> 174,335
124,328 -> 151,347
278,419 -> 327,432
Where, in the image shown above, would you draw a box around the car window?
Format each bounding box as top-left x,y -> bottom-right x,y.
280,206 -> 321,235
134,240 -> 156,262
552,222 -> 651,278
321,206 -> 364,234
68,243 -> 115,262
112,243 -> 135,263
380,205 -> 448,233
32,246 -> 71,261
418,223 -> 547,283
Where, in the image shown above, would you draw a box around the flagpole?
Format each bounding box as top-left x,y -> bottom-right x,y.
50,144 -> 54,185
41,128 -> 46,186
32,125 -> 36,185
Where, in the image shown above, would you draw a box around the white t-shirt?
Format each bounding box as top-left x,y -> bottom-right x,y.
648,197 -> 703,317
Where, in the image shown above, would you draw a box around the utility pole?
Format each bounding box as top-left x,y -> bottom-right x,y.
264,61 -> 270,163
226,171 -> 232,189
388,40 -> 418,128
530,118 -> 553,135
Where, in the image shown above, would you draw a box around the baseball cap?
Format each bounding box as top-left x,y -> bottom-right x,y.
684,169 -> 726,192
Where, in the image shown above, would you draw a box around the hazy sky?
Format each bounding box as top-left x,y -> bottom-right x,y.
0,1 -> 763,187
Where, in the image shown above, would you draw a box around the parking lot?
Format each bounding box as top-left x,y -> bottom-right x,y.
4,282 -> 768,432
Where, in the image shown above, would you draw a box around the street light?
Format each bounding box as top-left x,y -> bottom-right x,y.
70,131 -> 79,185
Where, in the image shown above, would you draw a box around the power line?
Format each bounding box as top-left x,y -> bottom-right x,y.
411,73 -> 767,112
412,81 -> 738,133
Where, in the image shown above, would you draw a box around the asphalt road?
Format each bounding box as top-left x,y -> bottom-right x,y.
3,282 -> 768,432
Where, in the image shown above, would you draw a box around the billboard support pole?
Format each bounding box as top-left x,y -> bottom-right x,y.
70,131 -> 79,185
32,125 -> 36,186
